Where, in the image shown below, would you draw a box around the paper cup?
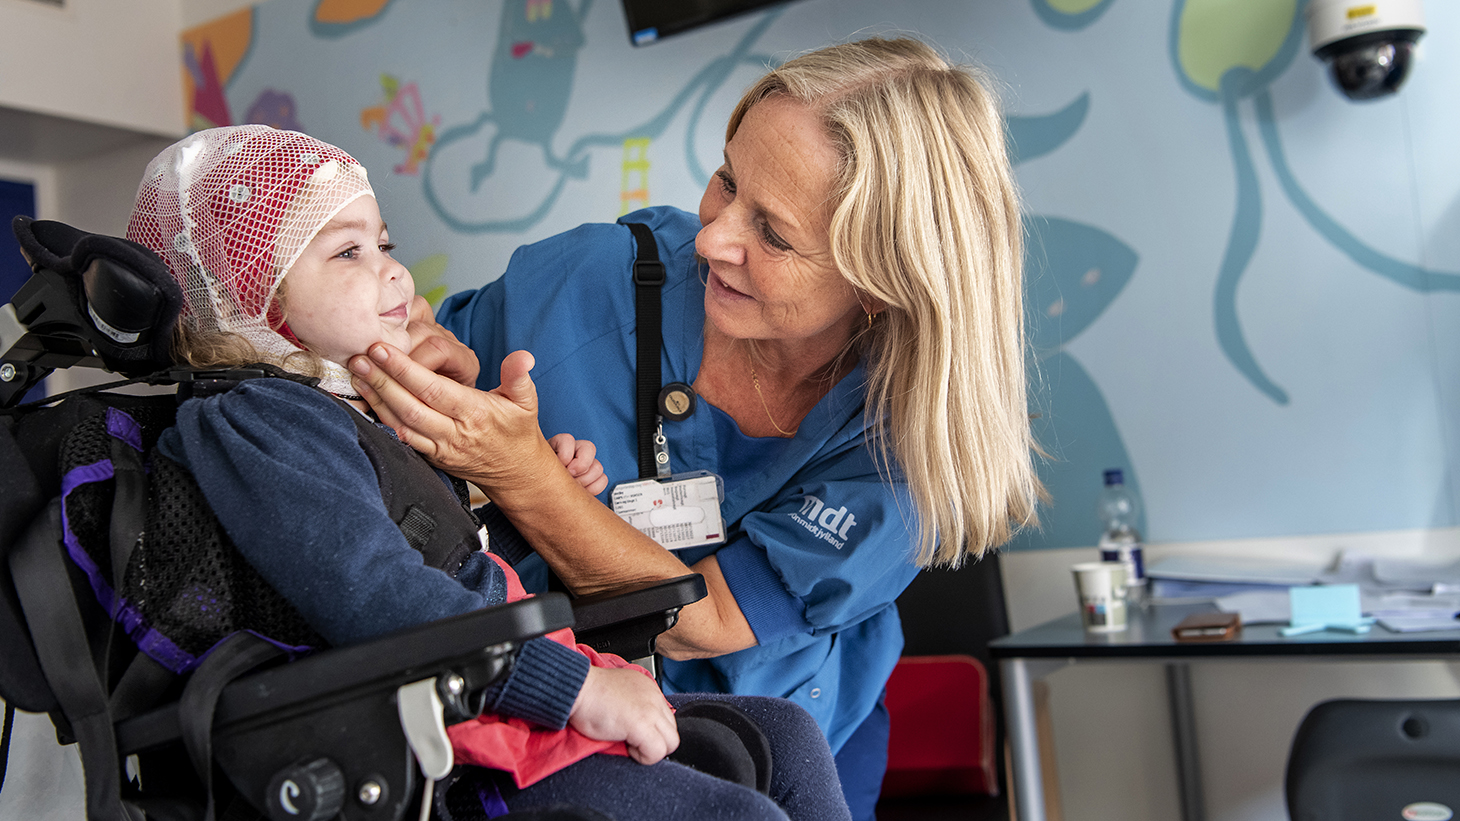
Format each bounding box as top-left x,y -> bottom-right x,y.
1072,561 -> 1129,632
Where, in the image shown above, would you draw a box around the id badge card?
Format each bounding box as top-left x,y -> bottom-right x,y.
611,471 -> 726,551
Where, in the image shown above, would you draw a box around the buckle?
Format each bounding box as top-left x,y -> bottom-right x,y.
633,260 -> 665,287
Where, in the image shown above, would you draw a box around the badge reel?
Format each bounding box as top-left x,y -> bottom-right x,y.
610,383 -> 726,551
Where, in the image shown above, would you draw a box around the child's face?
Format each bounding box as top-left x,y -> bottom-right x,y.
282,195 -> 415,366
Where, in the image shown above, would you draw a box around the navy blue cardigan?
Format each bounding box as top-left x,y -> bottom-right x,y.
158,377 -> 588,728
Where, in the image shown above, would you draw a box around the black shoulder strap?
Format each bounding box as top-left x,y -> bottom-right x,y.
10,499 -> 143,821
177,632 -> 285,821
626,222 -> 664,481
336,396 -> 479,577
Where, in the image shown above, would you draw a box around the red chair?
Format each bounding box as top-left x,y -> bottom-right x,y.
882,654 -> 998,798
878,555 -> 1010,820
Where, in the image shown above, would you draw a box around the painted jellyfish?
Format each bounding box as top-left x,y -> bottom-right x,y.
1172,0 -> 1460,405
300,0 -> 602,231
470,0 -> 593,189
311,0 -> 396,38
423,8 -> 782,233
1000,0 -> 1146,550
1032,0 -> 1117,30
1004,96 -> 1145,551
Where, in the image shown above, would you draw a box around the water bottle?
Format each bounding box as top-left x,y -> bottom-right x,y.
1097,468 -> 1147,604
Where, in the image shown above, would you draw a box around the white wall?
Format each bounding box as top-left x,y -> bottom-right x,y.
52,136 -> 179,236
0,0 -> 185,137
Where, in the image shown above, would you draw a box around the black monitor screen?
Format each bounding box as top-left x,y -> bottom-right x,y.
622,0 -> 792,46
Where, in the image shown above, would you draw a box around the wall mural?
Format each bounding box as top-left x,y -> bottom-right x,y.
1032,0 -> 1116,30
180,0 -> 1460,550
311,0 -> 396,37
421,1 -> 779,233
182,7 -> 253,131
1175,0 -> 1460,406
360,75 -> 439,176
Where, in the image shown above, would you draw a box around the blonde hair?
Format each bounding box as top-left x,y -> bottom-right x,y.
171,280 -> 327,379
728,37 -> 1043,566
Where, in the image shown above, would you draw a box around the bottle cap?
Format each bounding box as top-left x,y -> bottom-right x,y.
1103,468 -> 1124,486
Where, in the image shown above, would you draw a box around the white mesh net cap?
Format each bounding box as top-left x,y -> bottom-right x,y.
127,125 -> 375,393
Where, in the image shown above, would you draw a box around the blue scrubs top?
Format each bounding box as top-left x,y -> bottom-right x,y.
438,206 -> 920,752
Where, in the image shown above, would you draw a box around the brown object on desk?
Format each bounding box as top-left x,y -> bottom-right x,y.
1171,612 -> 1241,642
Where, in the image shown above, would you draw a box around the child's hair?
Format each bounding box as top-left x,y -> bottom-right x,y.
126,125 -> 373,391
170,304 -> 328,381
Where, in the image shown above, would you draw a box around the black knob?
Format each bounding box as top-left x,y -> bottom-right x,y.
264,757 -> 346,821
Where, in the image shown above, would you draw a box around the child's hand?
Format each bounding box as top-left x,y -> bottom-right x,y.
548,433 -> 609,495
569,666 -> 679,765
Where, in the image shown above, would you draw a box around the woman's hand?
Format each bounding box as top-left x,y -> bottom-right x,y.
352,343 -> 758,660
405,296 -> 480,387
349,343 -> 555,491
569,666 -> 679,765
548,433 -> 609,495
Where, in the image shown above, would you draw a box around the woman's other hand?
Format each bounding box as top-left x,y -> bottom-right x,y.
548,433 -> 609,495
350,343 -> 554,490
570,666 -> 679,765
406,296 -> 480,387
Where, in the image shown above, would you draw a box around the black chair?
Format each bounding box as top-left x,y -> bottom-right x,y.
0,215 -> 706,820
1285,697 -> 1460,821
876,552 -> 1011,821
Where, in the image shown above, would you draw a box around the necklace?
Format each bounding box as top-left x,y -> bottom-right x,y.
745,342 -> 798,438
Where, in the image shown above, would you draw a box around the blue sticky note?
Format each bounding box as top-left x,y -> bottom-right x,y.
1290,584 -> 1362,624
1283,584 -> 1373,635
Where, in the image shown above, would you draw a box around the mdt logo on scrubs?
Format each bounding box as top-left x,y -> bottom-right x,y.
791,494 -> 859,550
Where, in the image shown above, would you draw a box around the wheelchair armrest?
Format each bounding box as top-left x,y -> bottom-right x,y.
115,593 -> 574,755
114,595 -> 574,821
570,573 -> 707,661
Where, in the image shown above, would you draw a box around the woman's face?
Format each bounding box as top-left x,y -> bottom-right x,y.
282,195 -> 415,366
697,96 -> 862,350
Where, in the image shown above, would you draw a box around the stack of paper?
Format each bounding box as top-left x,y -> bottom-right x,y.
1366,591 -> 1460,633
1147,555 -> 1324,604
1146,553 -> 1460,633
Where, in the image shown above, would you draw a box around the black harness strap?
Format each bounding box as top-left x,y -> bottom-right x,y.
107,652 -> 176,723
107,433 -> 147,608
103,432 -> 149,700
626,222 -> 664,480
11,500 -> 142,821
177,631 -> 285,821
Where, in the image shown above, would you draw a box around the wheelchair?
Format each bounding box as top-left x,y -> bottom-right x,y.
0,215 -> 707,821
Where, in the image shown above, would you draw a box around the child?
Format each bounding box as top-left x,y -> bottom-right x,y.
126,126 -> 840,820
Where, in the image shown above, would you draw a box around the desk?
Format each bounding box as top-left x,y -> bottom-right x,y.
989,602 -> 1460,821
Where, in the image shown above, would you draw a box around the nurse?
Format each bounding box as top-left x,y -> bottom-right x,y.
350,37 -> 1043,820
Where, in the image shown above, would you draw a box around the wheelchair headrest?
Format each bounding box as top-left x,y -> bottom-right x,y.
11,215 -> 183,375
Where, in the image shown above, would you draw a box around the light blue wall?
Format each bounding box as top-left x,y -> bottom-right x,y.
208,0 -> 1460,550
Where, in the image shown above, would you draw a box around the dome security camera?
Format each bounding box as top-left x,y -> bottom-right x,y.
1307,0 -> 1425,101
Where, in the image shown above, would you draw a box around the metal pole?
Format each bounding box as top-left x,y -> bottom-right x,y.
1166,662 -> 1205,821
1001,658 -> 1068,821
